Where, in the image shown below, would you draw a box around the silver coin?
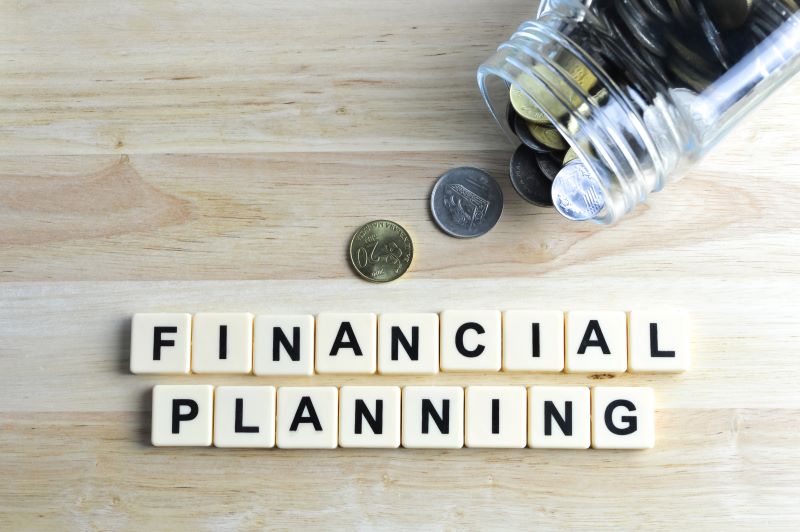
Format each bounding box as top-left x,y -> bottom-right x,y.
552,160 -> 606,221
431,167 -> 503,238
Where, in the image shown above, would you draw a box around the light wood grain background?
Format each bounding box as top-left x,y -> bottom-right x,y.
2,0 -> 800,529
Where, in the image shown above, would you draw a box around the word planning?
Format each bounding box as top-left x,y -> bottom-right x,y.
151,385 -> 655,449
130,310 -> 690,375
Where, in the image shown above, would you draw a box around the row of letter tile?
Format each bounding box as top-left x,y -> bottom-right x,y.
132,310 -> 690,375
152,385 -> 655,449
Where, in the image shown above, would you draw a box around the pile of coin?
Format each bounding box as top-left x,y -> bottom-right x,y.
507,84 -> 577,208
591,0 -> 799,94
503,0 -> 798,207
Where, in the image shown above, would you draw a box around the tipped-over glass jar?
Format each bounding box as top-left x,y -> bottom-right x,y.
478,0 -> 800,223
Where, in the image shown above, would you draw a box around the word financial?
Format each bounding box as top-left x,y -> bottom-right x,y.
131,310 -> 690,375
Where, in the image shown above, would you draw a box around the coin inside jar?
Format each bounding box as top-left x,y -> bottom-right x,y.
509,145 -> 554,207
349,220 -> 413,282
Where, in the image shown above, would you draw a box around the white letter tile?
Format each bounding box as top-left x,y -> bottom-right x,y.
213,386 -> 276,448
378,313 -> 439,375
502,310 -> 564,372
152,385 -> 214,447
339,386 -> 401,448
276,387 -> 338,449
440,310 -> 501,372
191,313 -> 253,374
253,314 -> 315,376
465,386 -> 527,448
565,311 -> 627,373
528,386 -> 590,449
315,313 -> 376,374
130,313 -> 192,374
591,387 -> 655,449
402,386 -> 464,448
628,310 -> 691,373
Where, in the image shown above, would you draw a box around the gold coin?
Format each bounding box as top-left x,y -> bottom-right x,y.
509,84 -> 550,125
349,220 -> 413,283
563,148 -> 579,165
555,52 -> 599,92
510,60 -> 597,128
529,123 -> 568,151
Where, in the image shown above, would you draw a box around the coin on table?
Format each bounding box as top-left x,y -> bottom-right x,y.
509,145 -> 554,207
431,167 -> 503,238
349,220 -> 413,282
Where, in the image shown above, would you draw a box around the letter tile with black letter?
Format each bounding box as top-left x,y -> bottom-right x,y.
401,386 -> 464,448
151,384 -> 214,446
440,310 -> 501,372
213,386 -> 276,448
130,313 -> 192,374
628,310 -> 691,373
502,310 -> 565,372
191,313 -> 254,374
276,387 -> 338,449
591,386 -> 655,449
465,386 -> 527,448
338,386 -> 401,448
315,313 -> 376,374
253,315 -> 315,376
528,386 -> 590,449
377,313 -> 439,375
565,311 -> 627,373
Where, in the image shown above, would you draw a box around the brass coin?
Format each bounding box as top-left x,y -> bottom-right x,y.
349,220 -> 413,283
530,124 -> 569,151
563,147 -> 579,165
509,84 -> 550,125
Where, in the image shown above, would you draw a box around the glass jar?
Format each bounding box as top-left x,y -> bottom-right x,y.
478,0 -> 800,223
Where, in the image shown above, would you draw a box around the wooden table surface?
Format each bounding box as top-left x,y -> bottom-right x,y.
2,1 -> 800,529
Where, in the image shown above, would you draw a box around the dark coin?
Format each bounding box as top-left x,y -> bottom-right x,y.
537,151 -> 562,182
668,54 -> 713,92
616,0 -> 667,57
641,0 -> 674,24
666,0 -> 687,23
666,0 -> 699,25
431,167 -> 503,238
666,32 -> 721,78
507,103 -> 517,135
676,0 -> 700,22
605,10 -> 667,97
703,0 -> 753,30
697,2 -> 730,69
509,145 -> 554,207
515,112 -> 552,153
